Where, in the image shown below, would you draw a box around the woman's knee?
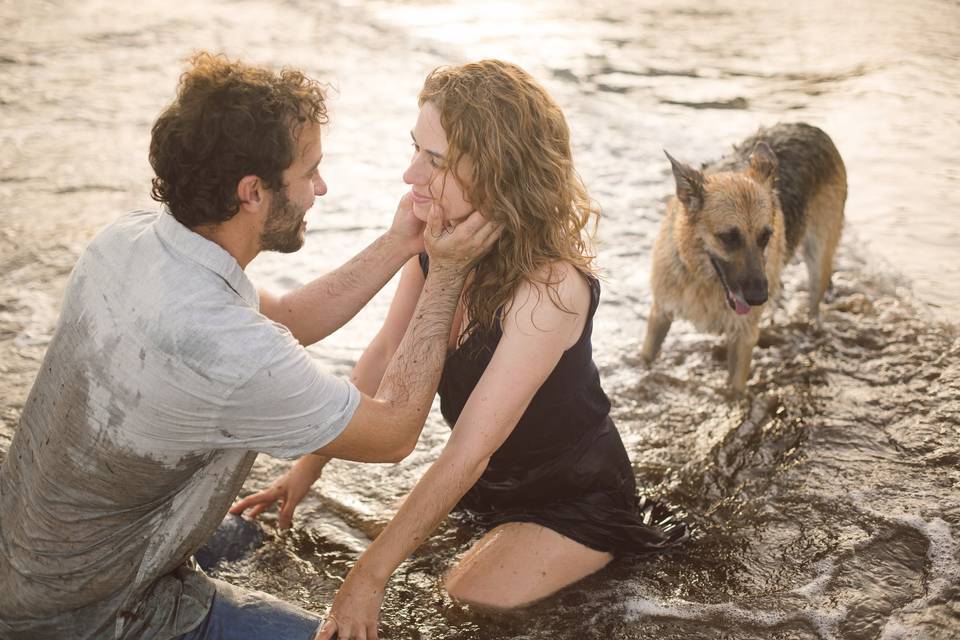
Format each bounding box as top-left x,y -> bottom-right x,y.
443,571 -> 537,610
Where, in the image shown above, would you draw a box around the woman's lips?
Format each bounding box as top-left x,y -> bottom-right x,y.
411,191 -> 432,205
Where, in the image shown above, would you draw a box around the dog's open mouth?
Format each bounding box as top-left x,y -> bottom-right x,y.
709,256 -> 751,316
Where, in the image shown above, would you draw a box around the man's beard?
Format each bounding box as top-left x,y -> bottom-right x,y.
260,188 -> 306,253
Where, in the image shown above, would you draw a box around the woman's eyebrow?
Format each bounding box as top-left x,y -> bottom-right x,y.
410,131 -> 445,162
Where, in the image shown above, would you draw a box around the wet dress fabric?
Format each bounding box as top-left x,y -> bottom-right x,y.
421,255 -> 685,554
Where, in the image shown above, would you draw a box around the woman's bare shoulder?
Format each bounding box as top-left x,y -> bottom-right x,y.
503,261 -> 590,339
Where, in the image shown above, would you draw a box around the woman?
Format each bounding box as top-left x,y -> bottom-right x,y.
232,60 -> 684,638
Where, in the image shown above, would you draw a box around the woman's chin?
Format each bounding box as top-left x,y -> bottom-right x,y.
412,202 -> 431,222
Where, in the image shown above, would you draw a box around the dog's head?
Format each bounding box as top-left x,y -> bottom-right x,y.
665,143 -> 780,315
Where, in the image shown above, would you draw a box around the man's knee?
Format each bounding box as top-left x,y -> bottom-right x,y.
185,578 -> 321,640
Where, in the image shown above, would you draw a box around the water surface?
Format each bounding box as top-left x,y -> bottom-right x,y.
1,0 -> 958,638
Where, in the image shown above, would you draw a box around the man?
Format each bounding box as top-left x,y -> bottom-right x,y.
0,52 -> 498,640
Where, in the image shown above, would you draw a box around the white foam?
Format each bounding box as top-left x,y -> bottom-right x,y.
623,595 -> 847,639
621,508 -> 958,639
845,497 -> 959,611
791,557 -> 838,598
877,515 -> 958,639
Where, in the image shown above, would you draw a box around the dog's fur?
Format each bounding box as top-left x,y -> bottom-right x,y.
641,123 -> 846,392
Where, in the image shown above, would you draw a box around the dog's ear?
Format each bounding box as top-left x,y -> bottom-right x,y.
664,150 -> 705,215
748,142 -> 778,185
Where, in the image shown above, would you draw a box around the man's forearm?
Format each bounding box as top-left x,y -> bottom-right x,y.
267,232 -> 414,346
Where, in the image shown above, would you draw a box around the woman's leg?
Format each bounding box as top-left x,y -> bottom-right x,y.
443,521 -> 613,610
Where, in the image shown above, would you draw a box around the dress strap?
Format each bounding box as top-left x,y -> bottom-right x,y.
418,252 -> 430,277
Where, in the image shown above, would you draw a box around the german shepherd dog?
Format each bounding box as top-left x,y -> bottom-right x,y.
641,123 -> 846,392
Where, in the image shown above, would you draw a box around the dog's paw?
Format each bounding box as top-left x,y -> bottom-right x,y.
639,349 -> 657,366
719,384 -> 748,401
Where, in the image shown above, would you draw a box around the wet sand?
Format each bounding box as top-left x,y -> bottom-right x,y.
2,0 -> 959,638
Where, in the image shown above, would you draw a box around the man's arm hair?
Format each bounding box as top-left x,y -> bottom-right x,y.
259,231 -> 413,346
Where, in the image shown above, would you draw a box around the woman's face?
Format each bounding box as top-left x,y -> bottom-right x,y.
403,101 -> 473,223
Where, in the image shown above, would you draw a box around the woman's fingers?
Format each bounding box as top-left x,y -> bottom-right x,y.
426,202 -> 445,239
229,488 -> 276,515
457,210 -> 502,243
229,485 -> 294,526
277,499 -> 298,529
246,503 -> 266,519
475,217 -> 503,250
314,618 -> 375,640
450,210 -> 502,260
314,616 -> 338,640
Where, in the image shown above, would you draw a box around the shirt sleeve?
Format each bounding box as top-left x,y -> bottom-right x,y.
212,327 -> 362,459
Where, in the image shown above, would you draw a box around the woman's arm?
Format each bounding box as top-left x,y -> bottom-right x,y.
351,257 -> 426,395
316,264 -> 590,640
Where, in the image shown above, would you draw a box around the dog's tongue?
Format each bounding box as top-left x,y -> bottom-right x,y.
733,296 -> 751,315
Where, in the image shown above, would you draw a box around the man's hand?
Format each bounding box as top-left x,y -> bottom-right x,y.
424,204 -> 501,274
386,191 -> 424,256
229,455 -> 328,529
314,564 -> 387,640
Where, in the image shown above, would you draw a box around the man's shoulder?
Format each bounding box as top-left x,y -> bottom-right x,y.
68,209 -> 294,386
74,210 -> 162,275
89,209 -> 160,246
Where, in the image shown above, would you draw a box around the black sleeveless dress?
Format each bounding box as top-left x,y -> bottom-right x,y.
421,255 -> 685,554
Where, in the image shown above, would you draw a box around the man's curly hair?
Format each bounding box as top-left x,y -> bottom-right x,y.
149,52 -> 328,228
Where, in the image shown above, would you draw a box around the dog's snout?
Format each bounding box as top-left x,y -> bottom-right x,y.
743,277 -> 768,306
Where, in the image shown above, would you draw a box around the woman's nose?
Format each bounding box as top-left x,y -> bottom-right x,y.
314,175 -> 327,196
403,155 -> 428,186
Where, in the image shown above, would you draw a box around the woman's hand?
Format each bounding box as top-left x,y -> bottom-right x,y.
423,203 -> 501,274
229,455 -> 329,530
314,564 -> 387,640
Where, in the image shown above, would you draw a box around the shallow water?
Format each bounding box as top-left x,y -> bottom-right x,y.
1,0 -> 959,638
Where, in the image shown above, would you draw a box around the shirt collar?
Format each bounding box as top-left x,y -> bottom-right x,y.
155,206 -> 260,309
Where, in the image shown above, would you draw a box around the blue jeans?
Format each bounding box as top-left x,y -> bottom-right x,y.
180,515 -> 322,640
179,578 -> 322,640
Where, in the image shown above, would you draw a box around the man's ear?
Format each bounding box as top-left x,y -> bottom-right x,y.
237,175 -> 264,210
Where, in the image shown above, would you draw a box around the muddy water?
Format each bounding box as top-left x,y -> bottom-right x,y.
1,0 -> 959,638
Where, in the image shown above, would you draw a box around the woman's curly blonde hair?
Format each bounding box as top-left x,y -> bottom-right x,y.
419,60 -> 600,335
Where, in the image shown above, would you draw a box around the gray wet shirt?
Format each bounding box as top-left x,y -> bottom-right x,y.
0,210 -> 360,639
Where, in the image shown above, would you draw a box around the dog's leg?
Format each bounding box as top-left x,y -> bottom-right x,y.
803,236 -> 830,325
802,180 -> 846,325
641,302 -> 673,363
726,325 -> 758,393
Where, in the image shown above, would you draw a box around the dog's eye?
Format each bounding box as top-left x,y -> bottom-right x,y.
716,229 -> 742,250
757,227 -> 773,249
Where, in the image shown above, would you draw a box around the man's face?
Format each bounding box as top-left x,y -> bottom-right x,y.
259,123 -> 326,253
